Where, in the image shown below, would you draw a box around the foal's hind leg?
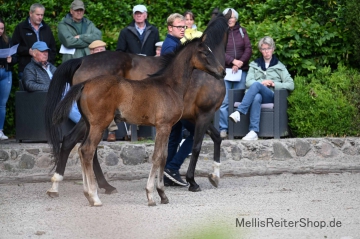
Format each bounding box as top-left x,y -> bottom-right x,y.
47,120 -> 86,198
78,127 -> 104,207
206,124 -> 222,188
93,149 -> 118,194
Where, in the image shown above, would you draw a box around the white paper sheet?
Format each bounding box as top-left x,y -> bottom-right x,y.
59,44 -> 76,54
0,44 -> 19,58
224,68 -> 242,82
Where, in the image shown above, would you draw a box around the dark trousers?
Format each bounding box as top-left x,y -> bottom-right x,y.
165,119 -> 195,171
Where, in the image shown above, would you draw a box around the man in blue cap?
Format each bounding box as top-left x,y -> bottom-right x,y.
23,41 -> 56,92
22,41 -> 81,123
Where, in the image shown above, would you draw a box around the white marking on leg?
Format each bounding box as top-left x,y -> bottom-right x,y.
47,173 -> 64,193
213,162 -> 221,178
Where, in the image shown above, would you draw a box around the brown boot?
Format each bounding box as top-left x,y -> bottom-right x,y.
107,132 -> 116,142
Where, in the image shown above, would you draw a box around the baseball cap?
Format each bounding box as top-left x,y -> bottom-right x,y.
71,0 -> 85,10
89,40 -> 107,49
32,41 -> 50,51
133,5 -> 147,14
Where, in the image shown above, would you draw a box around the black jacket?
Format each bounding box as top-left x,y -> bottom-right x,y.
12,18 -> 57,72
0,36 -> 18,71
116,20 -> 159,56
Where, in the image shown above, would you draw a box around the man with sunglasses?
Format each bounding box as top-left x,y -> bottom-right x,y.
161,13 -> 192,187
58,0 -> 102,63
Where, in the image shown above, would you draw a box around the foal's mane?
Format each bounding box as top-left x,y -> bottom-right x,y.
201,13 -> 228,53
150,14 -> 229,78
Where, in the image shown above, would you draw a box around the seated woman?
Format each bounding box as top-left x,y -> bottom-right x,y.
229,36 -> 294,140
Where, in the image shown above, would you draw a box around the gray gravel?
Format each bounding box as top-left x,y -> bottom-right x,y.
0,173 -> 359,239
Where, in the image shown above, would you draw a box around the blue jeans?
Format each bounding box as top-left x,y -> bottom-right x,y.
0,69 -> 12,130
237,82 -> 274,132
68,102 -> 81,123
219,71 -> 247,131
166,119 -> 195,171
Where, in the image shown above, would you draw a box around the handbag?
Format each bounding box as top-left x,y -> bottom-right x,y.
224,68 -> 242,82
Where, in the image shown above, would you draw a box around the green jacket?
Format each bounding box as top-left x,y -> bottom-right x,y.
246,60 -> 294,91
58,14 -> 102,62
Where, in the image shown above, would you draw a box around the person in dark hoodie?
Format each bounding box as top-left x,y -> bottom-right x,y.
57,0 -> 102,62
116,4 -> 160,56
12,3 -> 56,82
218,7 -> 252,139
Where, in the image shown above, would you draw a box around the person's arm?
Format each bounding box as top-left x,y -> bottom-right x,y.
274,66 -> 295,91
239,28 -> 252,66
58,21 -> 99,49
44,27 -> 57,65
78,21 -> 102,44
23,66 -> 49,92
12,24 -> 30,58
116,29 -> 127,52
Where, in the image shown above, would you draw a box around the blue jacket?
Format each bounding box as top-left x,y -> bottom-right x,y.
161,34 -> 180,55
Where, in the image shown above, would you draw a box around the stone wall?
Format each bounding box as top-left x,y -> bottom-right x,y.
1,137 -> 360,184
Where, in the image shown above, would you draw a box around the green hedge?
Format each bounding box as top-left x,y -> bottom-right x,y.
0,0 -> 358,137
288,65 -> 360,137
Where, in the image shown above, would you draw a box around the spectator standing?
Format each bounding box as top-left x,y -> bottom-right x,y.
219,8 -> 252,139
12,3 -> 56,82
161,13 -> 191,187
181,10 -> 202,44
58,0 -> 102,62
23,41 -> 80,123
0,18 -> 18,140
116,5 -> 160,56
229,36 -> 294,140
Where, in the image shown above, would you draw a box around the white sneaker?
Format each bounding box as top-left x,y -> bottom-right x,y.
229,111 -> 241,123
242,130 -> 258,140
0,131 -> 8,140
220,130 -> 227,138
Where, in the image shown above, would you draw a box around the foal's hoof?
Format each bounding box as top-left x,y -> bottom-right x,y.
188,184 -> 201,192
161,198 -> 169,204
46,190 -> 59,198
148,201 -> 157,207
104,188 -> 118,195
208,173 -> 219,188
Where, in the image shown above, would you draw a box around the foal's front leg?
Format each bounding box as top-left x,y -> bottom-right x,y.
145,129 -> 170,206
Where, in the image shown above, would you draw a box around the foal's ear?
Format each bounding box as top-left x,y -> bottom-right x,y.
224,9 -> 232,20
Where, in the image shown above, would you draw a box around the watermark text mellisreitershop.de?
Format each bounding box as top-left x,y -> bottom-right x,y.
236,218 -> 342,229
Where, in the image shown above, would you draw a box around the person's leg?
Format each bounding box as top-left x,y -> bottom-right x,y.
237,82 -> 273,115
165,121 -> 183,168
233,71 -> 247,90
166,119 -> 195,171
219,80 -> 232,133
248,85 -> 274,132
0,70 -> 12,139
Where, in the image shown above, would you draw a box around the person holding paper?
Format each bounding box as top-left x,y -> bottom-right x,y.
57,0 -> 102,62
229,36 -> 294,140
12,3 -> 57,82
219,8 -> 252,139
0,18 -> 18,140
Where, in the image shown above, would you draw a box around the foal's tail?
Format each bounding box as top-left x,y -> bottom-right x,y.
53,83 -> 84,126
45,58 -> 82,161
